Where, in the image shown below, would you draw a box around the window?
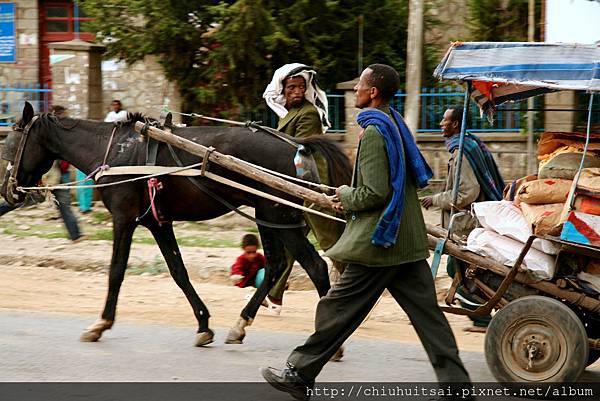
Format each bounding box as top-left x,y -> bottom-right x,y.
42,2 -> 93,38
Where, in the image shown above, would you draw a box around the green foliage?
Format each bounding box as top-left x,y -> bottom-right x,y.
466,0 -> 540,42
81,1 -> 432,112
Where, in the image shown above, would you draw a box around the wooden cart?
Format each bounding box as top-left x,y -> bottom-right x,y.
430,42 -> 600,382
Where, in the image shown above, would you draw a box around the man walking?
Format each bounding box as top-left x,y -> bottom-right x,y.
262,64 -> 343,315
261,64 -> 471,400
421,107 -> 504,332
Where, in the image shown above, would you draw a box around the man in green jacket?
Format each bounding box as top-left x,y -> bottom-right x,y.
262,64 -> 471,400
263,64 -> 344,315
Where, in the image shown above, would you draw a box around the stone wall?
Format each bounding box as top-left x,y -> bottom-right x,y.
0,0 -> 39,86
49,40 -> 104,119
101,56 -> 182,122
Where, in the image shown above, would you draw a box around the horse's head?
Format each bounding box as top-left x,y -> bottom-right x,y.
1,102 -> 55,205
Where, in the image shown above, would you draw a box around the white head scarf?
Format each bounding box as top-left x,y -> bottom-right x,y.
263,63 -> 331,133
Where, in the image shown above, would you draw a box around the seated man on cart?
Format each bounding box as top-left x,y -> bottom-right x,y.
421,106 -> 505,332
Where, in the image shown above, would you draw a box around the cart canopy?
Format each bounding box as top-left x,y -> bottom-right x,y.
434,42 -> 600,116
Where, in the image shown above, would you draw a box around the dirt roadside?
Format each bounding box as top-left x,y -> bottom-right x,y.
1,203 -> 486,353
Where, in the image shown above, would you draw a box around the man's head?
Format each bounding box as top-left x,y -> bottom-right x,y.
440,107 -> 463,137
110,100 -> 122,113
283,76 -> 307,109
354,64 -> 400,109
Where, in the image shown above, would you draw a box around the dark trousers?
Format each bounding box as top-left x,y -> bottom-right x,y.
287,259 -> 471,383
53,188 -> 81,241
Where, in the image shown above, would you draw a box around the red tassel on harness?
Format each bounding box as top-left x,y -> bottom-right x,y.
147,178 -> 168,225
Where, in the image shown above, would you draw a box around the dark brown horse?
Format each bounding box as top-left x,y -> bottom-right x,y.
1,102 -> 351,346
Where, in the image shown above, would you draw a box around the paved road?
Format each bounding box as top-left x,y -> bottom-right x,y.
0,310 -> 490,382
2,311 -> 599,401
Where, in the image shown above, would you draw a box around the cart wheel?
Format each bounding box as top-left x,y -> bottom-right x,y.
485,295 -> 589,382
587,350 -> 600,367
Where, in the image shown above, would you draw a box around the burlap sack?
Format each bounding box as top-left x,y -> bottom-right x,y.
520,202 -> 564,236
516,178 -> 572,205
538,152 -> 600,180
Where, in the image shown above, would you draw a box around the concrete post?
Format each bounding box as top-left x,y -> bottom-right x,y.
405,0 -> 424,134
49,39 -> 105,119
336,78 -> 360,160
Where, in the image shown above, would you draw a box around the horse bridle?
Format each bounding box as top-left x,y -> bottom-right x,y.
4,115 -> 39,203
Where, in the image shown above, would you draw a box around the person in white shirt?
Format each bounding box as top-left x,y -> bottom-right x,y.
104,100 -> 128,122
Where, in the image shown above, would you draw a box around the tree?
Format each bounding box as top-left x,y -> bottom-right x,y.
81,1 -> 429,113
466,0 -> 541,42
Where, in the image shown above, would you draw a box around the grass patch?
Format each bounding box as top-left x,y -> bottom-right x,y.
90,211 -> 112,225
127,255 -> 169,275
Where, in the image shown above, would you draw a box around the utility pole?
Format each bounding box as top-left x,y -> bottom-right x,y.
405,0 -> 424,134
358,15 -> 364,75
527,0 -> 536,174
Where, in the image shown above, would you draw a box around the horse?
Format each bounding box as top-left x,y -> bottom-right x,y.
1,102 -> 351,346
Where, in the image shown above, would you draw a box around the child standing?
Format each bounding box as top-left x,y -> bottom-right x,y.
230,234 -> 266,288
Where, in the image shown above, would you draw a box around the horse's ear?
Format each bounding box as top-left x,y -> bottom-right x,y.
22,101 -> 34,125
164,112 -> 173,127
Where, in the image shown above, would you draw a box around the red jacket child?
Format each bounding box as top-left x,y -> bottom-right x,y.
231,252 -> 266,288
230,234 -> 266,288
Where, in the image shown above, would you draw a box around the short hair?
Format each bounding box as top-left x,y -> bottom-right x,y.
366,64 -> 400,101
447,106 -> 463,124
241,233 -> 260,248
111,100 -> 122,105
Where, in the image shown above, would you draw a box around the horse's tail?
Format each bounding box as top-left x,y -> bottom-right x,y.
295,136 -> 352,188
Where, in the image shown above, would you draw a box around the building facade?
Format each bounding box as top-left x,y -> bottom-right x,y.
0,0 -> 180,120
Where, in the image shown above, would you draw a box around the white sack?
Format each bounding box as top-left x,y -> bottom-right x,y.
472,200 -> 558,255
466,228 -> 556,280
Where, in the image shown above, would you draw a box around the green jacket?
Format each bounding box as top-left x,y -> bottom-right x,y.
325,120 -> 430,267
277,99 -> 323,138
278,98 -> 329,186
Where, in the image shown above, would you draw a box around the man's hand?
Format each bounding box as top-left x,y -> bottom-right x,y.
420,196 -> 434,209
325,194 -> 344,213
230,274 -> 244,285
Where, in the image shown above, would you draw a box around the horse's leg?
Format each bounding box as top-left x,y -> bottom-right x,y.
147,222 -> 213,347
80,218 -> 136,342
279,227 -> 330,297
225,225 -> 288,344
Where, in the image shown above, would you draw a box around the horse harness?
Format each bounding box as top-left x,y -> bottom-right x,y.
3,115 -> 40,203
141,124 -> 306,229
4,115 -> 306,229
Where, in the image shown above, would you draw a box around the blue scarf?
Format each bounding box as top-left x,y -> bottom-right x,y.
445,133 -> 504,201
356,108 -> 433,248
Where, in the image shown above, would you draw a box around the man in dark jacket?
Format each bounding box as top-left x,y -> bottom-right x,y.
261,64 -> 471,400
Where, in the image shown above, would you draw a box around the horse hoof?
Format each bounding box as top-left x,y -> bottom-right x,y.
80,330 -> 101,342
224,327 -> 245,344
329,345 -> 344,362
195,329 -> 215,347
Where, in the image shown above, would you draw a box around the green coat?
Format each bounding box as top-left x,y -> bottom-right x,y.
325,121 -> 430,267
277,99 -> 323,139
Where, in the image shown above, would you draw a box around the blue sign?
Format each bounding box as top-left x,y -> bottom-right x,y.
0,3 -> 16,63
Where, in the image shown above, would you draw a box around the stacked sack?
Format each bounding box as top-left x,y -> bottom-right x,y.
537,131 -> 600,179
466,201 -> 558,280
515,178 -> 571,236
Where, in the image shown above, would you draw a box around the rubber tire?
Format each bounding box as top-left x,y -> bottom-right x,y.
587,350 -> 600,367
485,295 -> 589,382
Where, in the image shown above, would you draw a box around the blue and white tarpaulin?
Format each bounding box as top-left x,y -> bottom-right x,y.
434,42 -> 600,116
